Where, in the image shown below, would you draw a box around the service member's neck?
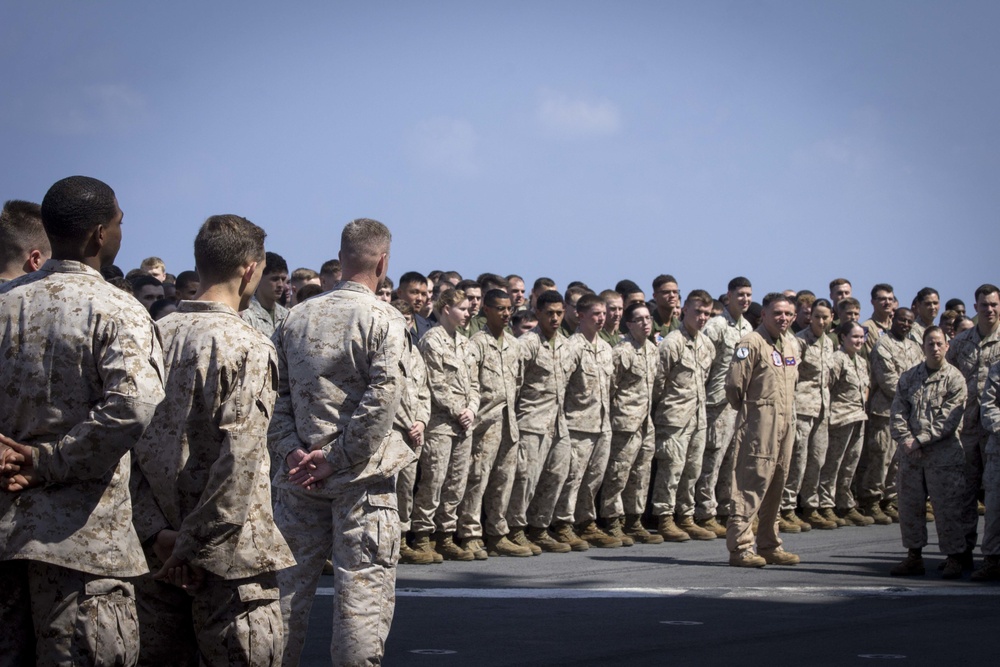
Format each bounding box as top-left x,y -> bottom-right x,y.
255,284 -> 277,311
657,304 -> 675,322
199,281 -> 243,312
580,327 -> 599,344
979,318 -> 999,338
487,322 -> 505,339
726,303 -> 743,321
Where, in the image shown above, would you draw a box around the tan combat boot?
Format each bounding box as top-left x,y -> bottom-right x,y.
412,533 -> 444,564
604,517 -> 635,547
820,507 -> 847,527
861,502 -> 893,526
625,514 -> 664,544
458,536 -> 489,560
677,516 -> 716,540
696,516 -> 728,538
552,523 -> 590,551
729,550 -> 766,568
434,532 -> 475,561
526,526 -> 572,553
486,534 -> 534,557
802,509 -> 837,530
657,516 -> 691,542
508,528 -> 542,555
759,548 -> 800,565
880,500 -> 899,523
777,510 -> 801,533
838,507 -> 875,526
399,541 -> 436,565
576,520 -> 623,548
790,511 -> 812,532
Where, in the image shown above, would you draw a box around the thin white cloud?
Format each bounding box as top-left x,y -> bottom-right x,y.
406,117 -> 479,178
536,89 -> 621,137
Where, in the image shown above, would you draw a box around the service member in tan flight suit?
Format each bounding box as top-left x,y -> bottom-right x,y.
725,293 -> 801,567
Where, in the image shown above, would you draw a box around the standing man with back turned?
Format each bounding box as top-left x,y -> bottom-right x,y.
269,218 -> 415,666
0,176 -> 165,665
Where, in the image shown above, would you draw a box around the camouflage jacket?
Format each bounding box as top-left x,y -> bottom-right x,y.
468,328 -> 521,437
891,362 -> 966,466
653,327 -> 715,430
418,325 -> 480,436
610,334 -> 658,433
868,333 -> 922,418
515,328 -> 570,437
563,333 -> 614,434
828,350 -> 869,427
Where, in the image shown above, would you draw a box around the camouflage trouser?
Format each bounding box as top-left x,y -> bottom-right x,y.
959,429 -> 988,552
410,430 -> 473,534
652,420 -> 706,518
782,411 -> 828,511
0,559 -> 138,667
694,403 -> 736,521
135,542 -> 282,667
553,430 -> 611,525
506,430 -> 557,529
982,446 -> 1000,556
457,417 -> 518,539
897,452 -> 966,555
274,478 -> 399,667
396,438 -> 422,534
856,415 -> 893,505
726,413 -> 795,554
818,421 -> 864,510
526,432 -> 573,528
600,423 -> 654,518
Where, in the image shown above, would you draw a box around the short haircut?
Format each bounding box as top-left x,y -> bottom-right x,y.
399,270 -> 428,288
427,270 -> 443,282
295,284 -> 323,303
615,279 -> 641,295
975,284 -> 1000,302
320,259 -> 341,276
390,299 -> 413,317
149,298 -> 175,320
533,276 -> 556,292
40,176 -> 118,242
870,283 -> 894,298
922,325 -> 945,344
536,290 -> 564,310
829,277 -> 852,292
193,215 -> 266,283
340,218 -> 390,272
893,307 -> 913,320
837,297 -> 861,313
456,278 -> 481,293
623,301 -> 650,323
263,251 -> 288,276
575,292 -> 603,313
0,200 -> 48,268
835,319 -> 863,341
131,274 -> 162,293
505,274 -> 524,284
291,267 -> 319,282
945,298 -> 965,311
379,276 -> 394,290
434,288 -> 466,315
175,270 -> 200,291
652,274 -> 678,290
511,309 -> 537,329
940,310 -> 958,325
599,289 -> 622,303
564,285 -> 592,303
478,273 -> 507,291
125,268 -> 146,282
140,256 -> 165,272
727,276 -> 751,292
915,286 -> 939,303
483,289 -> 510,308
101,264 -> 125,281
442,270 -> 463,283
684,289 -> 714,308
762,292 -> 794,308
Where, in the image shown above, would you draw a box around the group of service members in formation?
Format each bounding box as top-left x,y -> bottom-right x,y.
2,177 -> 1000,667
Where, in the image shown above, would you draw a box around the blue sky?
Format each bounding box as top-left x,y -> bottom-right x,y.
3,1 -> 997,311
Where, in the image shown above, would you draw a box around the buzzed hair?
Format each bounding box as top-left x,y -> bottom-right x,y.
399,271 -> 428,288
829,277 -> 852,291
536,290 -> 564,309
893,307 -> 913,320
652,274 -> 678,290
505,274 -> 524,284
131,274 -> 163,293
320,258 -> 341,276
599,289 -> 622,303
291,267 -> 319,282
193,215 -> 267,283
478,273 -> 508,291
340,218 -> 391,272
575,292 -> 604,313
140,256 -> 165,272
533,276 -> 556,292
837,296 -> 861,313
727,276 -> 751,292
175,270 -> 199,291
511,309 -> 537,329
564,284 -> 592,303
0,199 -> 49,268
684,289 -> 714,308
456,278 -> 481,293
483,289 -> 510,308
40,175 -> 118,242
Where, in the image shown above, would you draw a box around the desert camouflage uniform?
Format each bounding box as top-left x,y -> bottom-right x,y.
725,327 -> 799,556
0,260 -> 164,666
980,362 -> 1000,556
411,325 -> 479,535
551,333 -> 614,526
457,329 -> 522,540
861,317 -> 891,361
786,328 -> 834,511
601,334 -> 658,518
858,333 -> 922,507
131,301 -> 295,666
818,350 -> 869,511
695,309 -> 752,521
515,330 -> 572,531
891,361 -> 967,554
241,294 -> 289,338
650,309 -> 681,344
651,327 -> 715,519
395,333 -> 431,535
268,281 -> 414,667
946,324 -> 1000,551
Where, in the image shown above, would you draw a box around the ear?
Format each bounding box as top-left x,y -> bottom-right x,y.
374,252 -> 388,280
26,249 -> 45,272
240,260 -> 260,294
